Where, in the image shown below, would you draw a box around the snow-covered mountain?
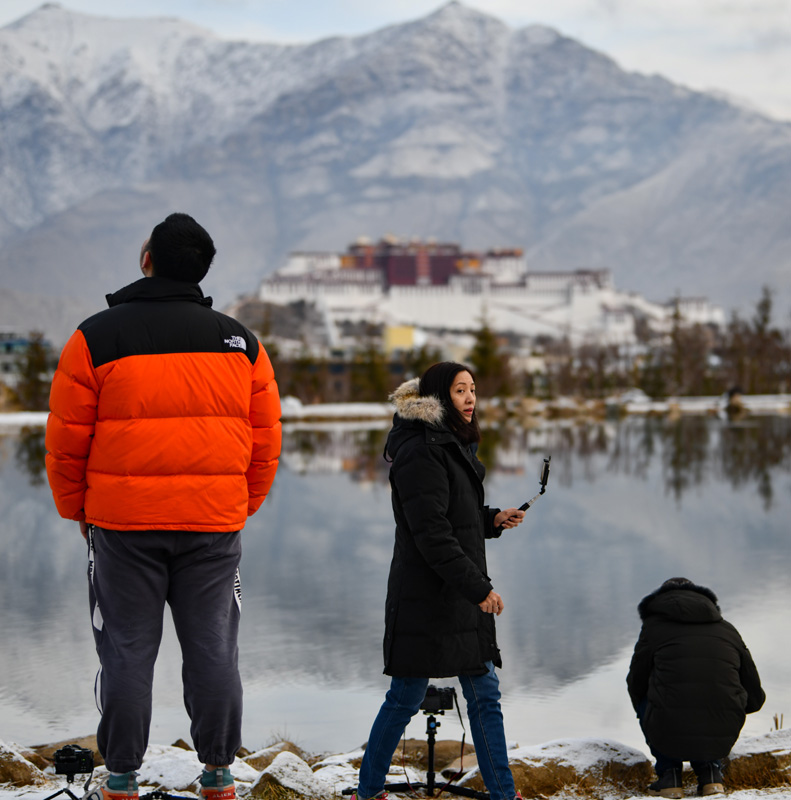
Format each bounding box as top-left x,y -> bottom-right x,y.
1,2 -> 790,344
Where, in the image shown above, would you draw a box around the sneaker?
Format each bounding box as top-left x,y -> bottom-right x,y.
84,772 -> 139,800
350,793 -> 388,800
696,763 -> 725,796
647,768 -> 683,799
199,767 -> 235,800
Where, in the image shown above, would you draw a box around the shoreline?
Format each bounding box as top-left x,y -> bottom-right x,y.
2,728 -> 790,800
1,392 -> 790,430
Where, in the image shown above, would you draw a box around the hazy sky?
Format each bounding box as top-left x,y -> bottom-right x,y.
2,1 -> 791,120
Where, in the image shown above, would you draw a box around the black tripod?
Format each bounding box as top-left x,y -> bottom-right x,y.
344,708 -> 489,800
42,772 -> 90,800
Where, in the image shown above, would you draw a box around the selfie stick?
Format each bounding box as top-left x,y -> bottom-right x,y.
519,456 -> 551,511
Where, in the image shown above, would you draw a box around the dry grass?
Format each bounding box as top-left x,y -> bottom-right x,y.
725,751 -> 791,790
459,756 -> 654,799
247,780 -> 310,800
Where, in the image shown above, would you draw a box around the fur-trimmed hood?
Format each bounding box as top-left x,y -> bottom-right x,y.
384,378 -> 457,463
388,377 -> 445,426
638,580 -> 721,623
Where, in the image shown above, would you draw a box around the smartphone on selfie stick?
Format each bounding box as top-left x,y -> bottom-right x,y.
519,455 -> 551,511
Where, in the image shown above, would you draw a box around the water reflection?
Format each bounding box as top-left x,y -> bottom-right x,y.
278,415 -> 791,506
15,426 -> 47,487
1,416 -> 789,755
14,416 -> 791,505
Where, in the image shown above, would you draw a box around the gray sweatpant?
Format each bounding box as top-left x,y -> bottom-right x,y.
88,527 -> 243,773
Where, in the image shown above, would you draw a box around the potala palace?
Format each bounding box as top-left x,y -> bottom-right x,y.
257,237 -> 725,353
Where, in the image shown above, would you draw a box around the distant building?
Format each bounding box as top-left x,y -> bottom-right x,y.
258,237 -> 724,351
665,297 -> 727,328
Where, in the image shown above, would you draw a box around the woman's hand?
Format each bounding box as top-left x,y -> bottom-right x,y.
478,590 -> 504,615
494,508 -> 525,529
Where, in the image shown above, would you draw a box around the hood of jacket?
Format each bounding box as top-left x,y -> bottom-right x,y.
385,377 -> 449,459
390,377 -> 444,425
106,276 -> 213,308
384,378 -> 484,479
638,581 -> 721,624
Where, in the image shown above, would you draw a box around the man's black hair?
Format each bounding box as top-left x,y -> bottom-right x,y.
147,213 -> 216,283
661,577 -> 695,589
419,361 -> 481,445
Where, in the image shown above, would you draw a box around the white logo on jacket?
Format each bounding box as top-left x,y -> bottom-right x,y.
224,335 -> 247,351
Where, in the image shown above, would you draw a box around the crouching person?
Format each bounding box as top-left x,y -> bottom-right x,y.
627,577 -> 765,798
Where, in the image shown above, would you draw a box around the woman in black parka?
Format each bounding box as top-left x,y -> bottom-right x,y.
627,577 -> 765,798
354,363 -> 525,800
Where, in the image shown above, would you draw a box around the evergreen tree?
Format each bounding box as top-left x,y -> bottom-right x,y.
288,342 -> 324,403
721,287 -> 790,394
350,324 -> 390,402
467,318 -> 510,397
749,286 -> 786,393
12,331 -> 52,411
403,344 -> 443,380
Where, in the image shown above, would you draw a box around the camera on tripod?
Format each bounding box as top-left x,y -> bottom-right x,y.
53,744 -> 94,778
420,684 -> 456,714
42,745 -> 96,800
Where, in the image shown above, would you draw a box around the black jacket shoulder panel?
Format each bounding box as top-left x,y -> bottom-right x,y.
80,278 -> 258,368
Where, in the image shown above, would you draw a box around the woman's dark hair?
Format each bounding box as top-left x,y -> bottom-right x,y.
419,361 -> 481,445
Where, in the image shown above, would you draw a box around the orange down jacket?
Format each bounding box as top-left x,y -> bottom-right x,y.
45,277 -> 281,532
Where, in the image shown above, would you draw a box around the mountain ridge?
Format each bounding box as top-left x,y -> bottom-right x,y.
1,2 -> 789,345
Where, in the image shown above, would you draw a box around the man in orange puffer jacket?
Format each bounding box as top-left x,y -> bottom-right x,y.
46,213 -> 281,800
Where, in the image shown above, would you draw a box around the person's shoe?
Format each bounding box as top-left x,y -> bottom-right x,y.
696,763 -> 725,796
350,793 -> 388,800
199,767 -> 235,800
647,767 -> 683,798
83,772 -> 139,800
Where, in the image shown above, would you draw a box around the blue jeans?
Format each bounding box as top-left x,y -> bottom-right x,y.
357,662 -> 515,800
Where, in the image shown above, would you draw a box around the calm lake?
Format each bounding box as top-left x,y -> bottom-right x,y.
1,414 -> 789,757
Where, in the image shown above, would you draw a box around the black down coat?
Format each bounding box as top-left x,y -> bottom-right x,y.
382,378 -> 503,678
627,581 -> 765,761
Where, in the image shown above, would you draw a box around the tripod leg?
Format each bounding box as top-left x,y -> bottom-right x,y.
426,715 -> 437,794
42,789 -> 81,800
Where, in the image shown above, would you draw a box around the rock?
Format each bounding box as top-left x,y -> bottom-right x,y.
244,741 -> 306,772
170,739 -> 193,751
461,738 -> 653,797
725,729 -> 791,789
388,738 -> 475,771
14,745 -> 50,772
249,751 -> 317,798
311,750 -> 367,796
31,736 -> 104,768
0,742 -> 49,787
441,752 -> 478,779
137,744 -> 204,792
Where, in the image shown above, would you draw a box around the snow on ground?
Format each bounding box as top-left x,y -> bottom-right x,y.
2,733 -> 790,800
508,737 -> 647,770
732,728 -> 791,757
